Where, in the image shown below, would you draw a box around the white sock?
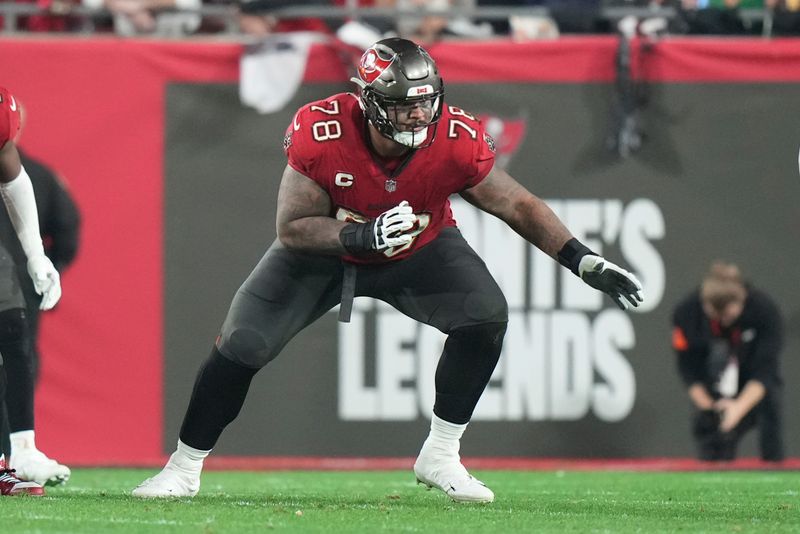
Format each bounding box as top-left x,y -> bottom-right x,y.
169,440 -> 210,475
420,414 -> 468,457
10,430 -> 36,457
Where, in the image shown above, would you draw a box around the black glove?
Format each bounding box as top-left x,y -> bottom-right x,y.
558,237 -> 644,310
578,254 -> 644,310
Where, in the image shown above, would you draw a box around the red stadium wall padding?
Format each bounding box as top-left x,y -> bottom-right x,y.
2,39 -> 240,464
1,36 -> 799,464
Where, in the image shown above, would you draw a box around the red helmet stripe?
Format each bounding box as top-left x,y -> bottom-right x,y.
357,46 -> 396,85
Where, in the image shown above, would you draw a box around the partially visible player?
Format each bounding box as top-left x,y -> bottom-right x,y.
0,86 -> 67,493
133,38 -> 643,503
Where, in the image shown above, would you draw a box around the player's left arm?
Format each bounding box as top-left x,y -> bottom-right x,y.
461,164 -> 643,310
460,164 -> 573,258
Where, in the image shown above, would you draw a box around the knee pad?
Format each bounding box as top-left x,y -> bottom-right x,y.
218,327 -> 277,369
462,290 -> 508,325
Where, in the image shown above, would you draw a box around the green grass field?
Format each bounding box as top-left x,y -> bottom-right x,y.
4,469 -> 799,533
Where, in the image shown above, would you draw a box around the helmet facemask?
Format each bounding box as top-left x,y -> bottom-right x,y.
362,87 -> 443,148
352,38 -> 445,149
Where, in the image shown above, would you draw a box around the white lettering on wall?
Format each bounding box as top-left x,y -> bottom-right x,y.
337,198 -> 664,421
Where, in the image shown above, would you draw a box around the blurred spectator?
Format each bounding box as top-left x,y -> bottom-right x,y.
481,0 -> 603,35
767,0 -> 800,35
671,0 -> 750,34
80,0 -> 203,35
394,0 -> 451,42
607,0 -> 762,35
0,0 -> 85,31
237,0 -> 331,37
671,261 -> 784,462
337,0 -> 491,46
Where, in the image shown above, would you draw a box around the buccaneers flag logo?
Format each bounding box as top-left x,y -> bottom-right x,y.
357,47 -> 395,85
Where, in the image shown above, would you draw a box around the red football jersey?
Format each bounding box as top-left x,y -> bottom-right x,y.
0,86 -> 21,148
285,93 -> 495,264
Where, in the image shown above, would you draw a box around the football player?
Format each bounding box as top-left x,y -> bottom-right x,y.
133,39 -> 643,503
0,86 -> 68,494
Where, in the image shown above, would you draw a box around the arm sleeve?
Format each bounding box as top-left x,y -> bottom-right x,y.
0,166 -> 46,260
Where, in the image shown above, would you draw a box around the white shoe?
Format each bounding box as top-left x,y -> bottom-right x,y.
414,450 -> 494,503
9,449 -> 70,487
132,455 -> 200,498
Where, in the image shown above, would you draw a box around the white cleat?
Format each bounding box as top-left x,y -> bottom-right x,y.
10,449 -> 70,487
132,456 -> 200,498
414,453 -> 494,503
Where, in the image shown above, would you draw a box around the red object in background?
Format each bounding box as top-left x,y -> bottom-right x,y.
0,0 -> 79,32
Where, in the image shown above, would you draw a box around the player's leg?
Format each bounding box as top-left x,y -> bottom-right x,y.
756,389 -> 784,462
0,256 -> 69,486
0,356 -> 43,497
0,257 -> 45,496
133,241 -> 343,498
371,228 -> 507,503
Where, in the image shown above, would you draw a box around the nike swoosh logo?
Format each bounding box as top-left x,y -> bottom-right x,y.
9,96 -> 17,111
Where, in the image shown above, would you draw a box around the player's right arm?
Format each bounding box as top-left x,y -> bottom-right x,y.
275,165 -> 416,256
0,88 -> 61,310
275,164 -> 349,255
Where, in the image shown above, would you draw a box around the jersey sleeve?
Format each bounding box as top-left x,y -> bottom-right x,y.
284,104 -> 316,178
0,87 -> 22,148
444,105 -> 496,189
283,94 -> 352,192
467,123 -> 496,187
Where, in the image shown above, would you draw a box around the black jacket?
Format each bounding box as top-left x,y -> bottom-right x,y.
671,286 -> 783,396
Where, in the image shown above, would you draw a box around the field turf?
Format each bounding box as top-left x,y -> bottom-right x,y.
4,469 -> 799,533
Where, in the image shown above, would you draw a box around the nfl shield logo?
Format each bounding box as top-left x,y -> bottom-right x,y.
385,179 -> 397,192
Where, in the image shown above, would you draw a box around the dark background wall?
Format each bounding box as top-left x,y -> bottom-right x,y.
165,81 -> 800,458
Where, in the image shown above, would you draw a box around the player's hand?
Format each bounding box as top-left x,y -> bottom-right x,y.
578,255 -> 643,310
370,200 -> 417,251
715,398 -> 745,433
339,201 -> 417,254
27,254 -> 62,310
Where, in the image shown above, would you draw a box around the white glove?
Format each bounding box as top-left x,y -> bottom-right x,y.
27,254 -> 62,310
371,200 -> 417,251
578,254 -> 643,310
